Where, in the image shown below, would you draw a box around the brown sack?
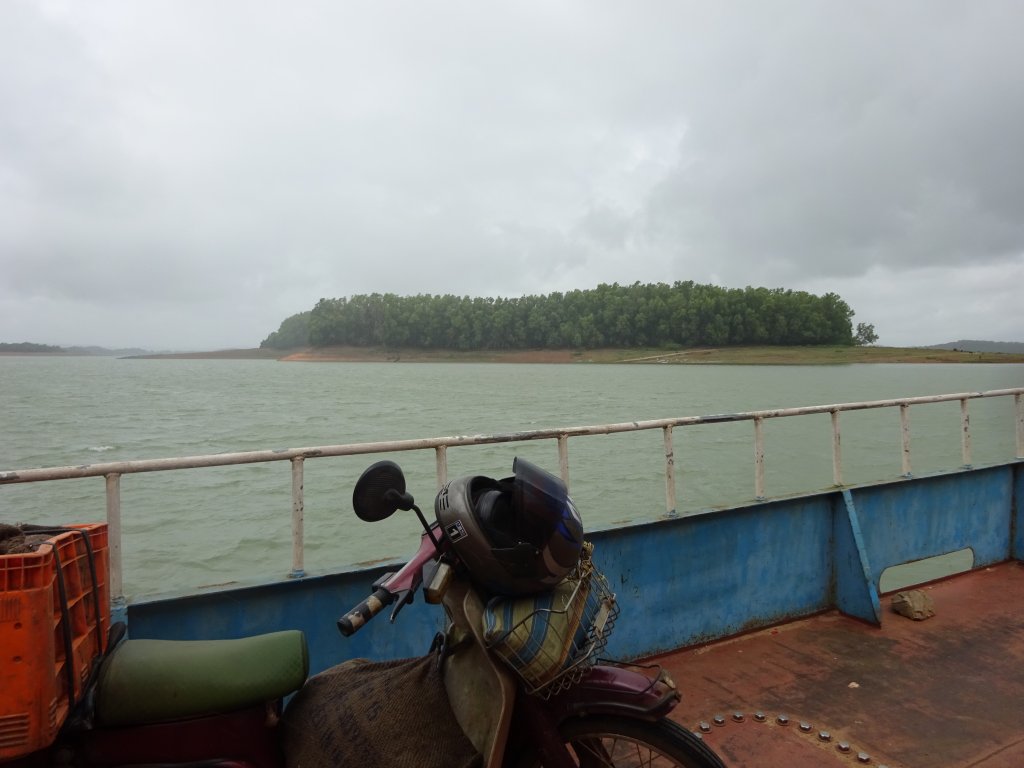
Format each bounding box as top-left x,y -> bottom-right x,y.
281,655 -> 482,768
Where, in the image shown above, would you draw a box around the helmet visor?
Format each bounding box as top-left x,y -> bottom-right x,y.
511,457 -> 581,543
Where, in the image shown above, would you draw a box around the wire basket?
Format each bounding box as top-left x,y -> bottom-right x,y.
482,542 -> 619,698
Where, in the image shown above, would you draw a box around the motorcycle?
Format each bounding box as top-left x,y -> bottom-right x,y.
12,459 -> 725,768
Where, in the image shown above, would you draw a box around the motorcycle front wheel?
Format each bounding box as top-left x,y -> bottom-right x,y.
515,716 -> 726,768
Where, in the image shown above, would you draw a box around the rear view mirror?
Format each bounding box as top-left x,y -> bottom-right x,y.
351,461 -> 411,522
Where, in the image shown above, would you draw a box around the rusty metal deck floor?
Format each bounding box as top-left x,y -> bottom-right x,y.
648,560 -> 1024,768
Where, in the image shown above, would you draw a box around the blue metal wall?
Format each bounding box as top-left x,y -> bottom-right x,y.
1015,464 -> 1024,560
850,466 -> 1015,577
590,496 -> 834,659
126,461 -> 1022,676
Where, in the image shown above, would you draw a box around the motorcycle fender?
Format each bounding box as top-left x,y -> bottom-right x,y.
544,664 -> 681,722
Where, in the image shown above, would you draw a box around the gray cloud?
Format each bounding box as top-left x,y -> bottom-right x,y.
1,1 -> 1022,348
646,5 -> 1024,283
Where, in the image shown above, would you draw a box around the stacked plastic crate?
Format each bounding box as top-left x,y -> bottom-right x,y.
0,524 -> 110,761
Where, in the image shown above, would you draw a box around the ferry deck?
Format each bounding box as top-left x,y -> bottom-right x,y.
657,560 -> 1024,767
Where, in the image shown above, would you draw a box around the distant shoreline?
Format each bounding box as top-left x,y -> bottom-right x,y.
120,345 -> 1024,364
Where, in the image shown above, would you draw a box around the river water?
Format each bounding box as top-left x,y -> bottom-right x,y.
1,356 -> 1021,599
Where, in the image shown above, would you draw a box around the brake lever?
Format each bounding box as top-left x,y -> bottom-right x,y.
389,588 -> 414,623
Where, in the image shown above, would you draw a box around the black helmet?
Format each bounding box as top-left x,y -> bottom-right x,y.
434,457 -> 584,595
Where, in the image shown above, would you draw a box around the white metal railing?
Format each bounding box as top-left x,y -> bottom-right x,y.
2,388 -> 1023,603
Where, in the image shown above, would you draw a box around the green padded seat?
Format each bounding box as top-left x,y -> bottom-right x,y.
95,630 -> 309,726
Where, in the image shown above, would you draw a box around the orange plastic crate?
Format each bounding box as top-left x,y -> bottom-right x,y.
0,523 -> 110,760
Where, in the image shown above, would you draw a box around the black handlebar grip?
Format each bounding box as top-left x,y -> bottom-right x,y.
337,586 -> 395,636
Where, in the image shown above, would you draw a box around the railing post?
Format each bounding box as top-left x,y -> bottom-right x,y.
289,457 -> 305,578
104,473 -> 123,606
754,417 -> 766,500
960,398 -> 972,467
900,404 -> 912,477
1016,393 -> 1023,459
557,435 -> 570,490
663,425 -> 677,516
435,445 -> 448,490
831,410 -> 843,486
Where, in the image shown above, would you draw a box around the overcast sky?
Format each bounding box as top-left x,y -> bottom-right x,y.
2,1 -> 1022,350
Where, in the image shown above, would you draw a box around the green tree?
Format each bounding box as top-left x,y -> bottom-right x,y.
287,281 -> 865,351
854,323 -> 879,346
260,311 -> 312,349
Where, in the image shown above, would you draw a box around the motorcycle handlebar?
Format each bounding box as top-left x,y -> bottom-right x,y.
337,586 -> 395,636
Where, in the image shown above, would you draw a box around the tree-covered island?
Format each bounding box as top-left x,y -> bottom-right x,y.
261,281 -> 879,351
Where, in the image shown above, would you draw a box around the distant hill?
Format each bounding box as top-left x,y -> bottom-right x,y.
927,340 -> 1024,354
0,342 -> 150,356
0,342 -> 64,353
64,345 -> 151,357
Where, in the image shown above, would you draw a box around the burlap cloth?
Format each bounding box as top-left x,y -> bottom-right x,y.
281,655 -> 483,768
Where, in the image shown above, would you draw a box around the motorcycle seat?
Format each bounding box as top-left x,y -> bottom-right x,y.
94,629 -> 309,727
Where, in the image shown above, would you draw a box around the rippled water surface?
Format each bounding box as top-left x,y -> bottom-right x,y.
2,356 -> 1021,598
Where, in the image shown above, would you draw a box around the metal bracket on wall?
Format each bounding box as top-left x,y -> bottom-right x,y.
834,489 -> 882,625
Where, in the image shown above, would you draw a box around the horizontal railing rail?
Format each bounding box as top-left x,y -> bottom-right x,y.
3,387 -> 1023,604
